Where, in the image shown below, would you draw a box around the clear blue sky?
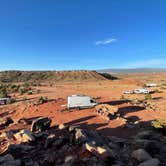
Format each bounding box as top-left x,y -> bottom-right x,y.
0,0 -> 166,70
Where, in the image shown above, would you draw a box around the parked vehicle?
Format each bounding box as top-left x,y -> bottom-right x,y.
122,90 -> 134,94
67,95 -> 98,109
0,97 -> 11,105
145,83 -> 157,87
133,89 -> 150,94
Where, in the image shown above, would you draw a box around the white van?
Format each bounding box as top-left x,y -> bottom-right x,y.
67,95 -> 98,109
134,89 -> 150,94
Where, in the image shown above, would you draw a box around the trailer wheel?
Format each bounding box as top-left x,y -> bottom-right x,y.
76,107 -> 81,110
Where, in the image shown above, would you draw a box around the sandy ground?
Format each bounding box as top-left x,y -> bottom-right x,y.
0,73 -> 166,138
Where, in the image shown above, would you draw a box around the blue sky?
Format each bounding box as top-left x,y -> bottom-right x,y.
0,0 -> 166,70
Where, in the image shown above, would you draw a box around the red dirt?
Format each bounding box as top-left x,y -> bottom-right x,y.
0,73 -> 166,138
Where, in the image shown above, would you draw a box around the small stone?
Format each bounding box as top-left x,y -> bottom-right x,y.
85,141 -> 114,160
138,158 -> 160,166
74,128 -> 89,144
58,123 -> 67,130
132,149 -> 152,162
0,131 -> 14,139
0,117 -> 13,127
8,144 -> 34,152
134,121 -> 139,124
65,155 -> 75,163
14,129 -> 35,142
68,126 -> 75,132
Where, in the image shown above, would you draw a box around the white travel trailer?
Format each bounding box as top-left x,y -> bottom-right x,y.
134,89 -> 150,94
67,95 -> 98,109
145,83 -> 157,87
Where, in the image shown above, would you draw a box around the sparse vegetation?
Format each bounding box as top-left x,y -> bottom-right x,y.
151,119 -> 166,133
37,96 -> 48,104
144,94 -> 152,100
7,98 -> 16,104
0,70 -> 112,83
153,89 -> 162,93
120,95 -> 125,100
0,83 -> 37,97
0,84 -> 8,98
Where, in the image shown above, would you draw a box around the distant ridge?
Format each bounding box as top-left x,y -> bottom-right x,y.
98,68 -> 166,74
0,70 -> 115,83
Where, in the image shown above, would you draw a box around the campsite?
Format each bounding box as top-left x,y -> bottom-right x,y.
0,70 -> 166,165
0,0 -> 166,165
0,71 -> 166,137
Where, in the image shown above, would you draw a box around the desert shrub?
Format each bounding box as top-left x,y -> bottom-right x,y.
60,108 -> 69,113
22,82 -> 30,88
144,94 -> 152,100
160,86 -> 166,90
142,84 -> 147,88
154,89 -> 162,93
7,98 -> 16,104
27,91 -> 33,95
19,88 -> 26,95
36,89 -> 41,94
120,95 -> 125,100
151,119 -> 166,134
0,86 -> 8,98
19,84 -> 31,95
10,84 -> 20,92
37,96 -> 48,104
161,83 -> 166,86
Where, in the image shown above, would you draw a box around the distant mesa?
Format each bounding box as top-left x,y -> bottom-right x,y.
0,70 -> 117,83
97,68 -> 166,74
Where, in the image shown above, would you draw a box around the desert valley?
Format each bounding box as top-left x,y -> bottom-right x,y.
0,70 -> 166,165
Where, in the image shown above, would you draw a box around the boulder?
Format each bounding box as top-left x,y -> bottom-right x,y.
31,117 -> 52,132
136,130 -> 154,139
8,144 -> 34,153
138,158 -> 159,166
64,155 -> 76,165
85,141 -> 114,160
0,117 -> 13,127
131,149 -> 152,162
14,129 -> 35,142
52,138 -> 64,148
44,134 -> 56,148
58,123 -> 67,130
74,128 -> 89,144
0,131 -> 14,139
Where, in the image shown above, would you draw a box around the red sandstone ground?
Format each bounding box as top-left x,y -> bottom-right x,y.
0,72 -> 166,138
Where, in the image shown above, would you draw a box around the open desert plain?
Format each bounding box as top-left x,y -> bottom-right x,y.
0,70 -> 166,165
